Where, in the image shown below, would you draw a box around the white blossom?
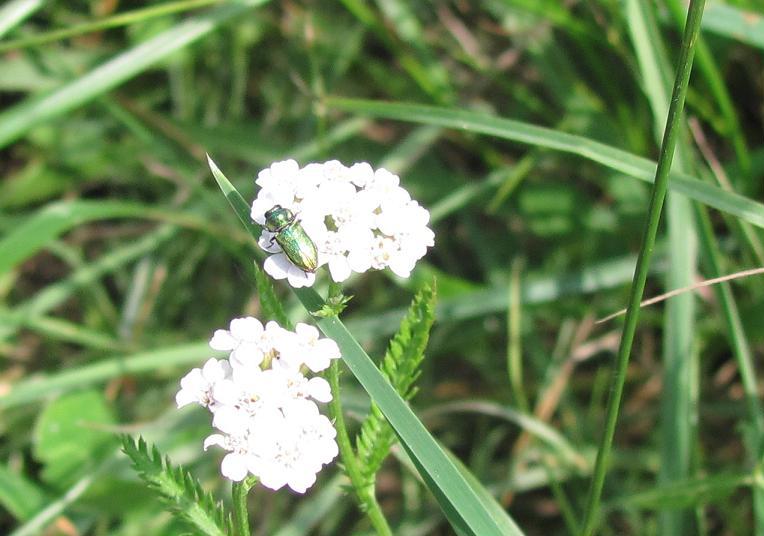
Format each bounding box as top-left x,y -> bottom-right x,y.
177,318 -> 340,493
175,358 -> 231,409
251,399 -> 338,493
203,432 -> 253,482
250,159 -> 434,287
279,323 -> 341,373
209,316 -> 266,368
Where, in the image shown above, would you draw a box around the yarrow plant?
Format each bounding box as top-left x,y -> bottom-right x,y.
121,157 -> 460,536
251,159 -> 435,287
176,317 -> 341,493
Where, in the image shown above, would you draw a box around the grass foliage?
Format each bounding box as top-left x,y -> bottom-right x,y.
1,0 -> 763,534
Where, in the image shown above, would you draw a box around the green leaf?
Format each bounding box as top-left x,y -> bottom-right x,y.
33,390 -> 117,485
0,0 -> 223,54
702,3 -> 764,50
324,98 -> 764,230
0,0 -> 44,38
0,464 -> 49,521
0,200 -> 158,277
347,249 -> 668,339
356,282 -> 436,483
0,341 -> 210,409
121,436 -> 231,536
0,199 -> 245,278
0,0 -> 271,150
447,447 -> 525,536
610,473 -> 752,511
209,159 -> 519,536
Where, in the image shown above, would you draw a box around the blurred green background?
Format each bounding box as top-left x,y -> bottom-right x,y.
1,0 -> 763,534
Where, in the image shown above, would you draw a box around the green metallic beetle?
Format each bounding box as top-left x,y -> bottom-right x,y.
264,205 -> 318,273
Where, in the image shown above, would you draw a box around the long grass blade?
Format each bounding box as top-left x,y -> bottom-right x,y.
0,342 -> 210,409
580,1 -> 707,532
0,0 -> 223,53
0,0 -> 269,150
701,3 -> 764,50
0,0 -> 44,38
324,98 -> 764,230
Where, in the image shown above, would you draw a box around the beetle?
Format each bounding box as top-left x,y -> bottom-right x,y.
264,205 -> 318,273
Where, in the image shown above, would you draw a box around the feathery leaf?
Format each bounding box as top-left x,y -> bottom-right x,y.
120,435 -> 231,536
355,282 -> 436,484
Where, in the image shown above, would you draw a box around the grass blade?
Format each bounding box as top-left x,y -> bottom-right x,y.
0,199 -> 248,278
0,0 -> 44,38
665,0 -> 750,172
0,0 -> 223,53
0,342 -> 210,409
0,0 -> 270,150
610,473 -> 752,511
324,98 -> 764,230
701,3 -> 764,50
347,250 -> 668,339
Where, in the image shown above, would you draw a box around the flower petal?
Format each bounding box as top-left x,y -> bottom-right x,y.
258,230 -> 282,253
203,433 -> 227,451
175,389 -> 199,408
221,453 -> 249,481
307,377 -> 332,403
230,341 -> 264,368
209,330 -> 236,351
264,253 -> 291,280
286,264 -> 316,288
327,256 -> 351,282
287,471 -> 316,494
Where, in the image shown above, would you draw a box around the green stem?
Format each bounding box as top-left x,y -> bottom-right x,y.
579,1 -> 706,534
232,476 -> 257,536
327,360 -> 393,536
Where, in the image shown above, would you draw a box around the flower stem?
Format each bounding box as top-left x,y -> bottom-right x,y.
579,1 -> 706,534
328,360 -> 393,536
232,476 -> 257,536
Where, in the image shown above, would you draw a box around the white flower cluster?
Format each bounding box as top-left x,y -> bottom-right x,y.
176,317 -> 341,493
251,159 -> 435,287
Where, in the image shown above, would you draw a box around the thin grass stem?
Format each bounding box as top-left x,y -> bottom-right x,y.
579,1 -> 707,533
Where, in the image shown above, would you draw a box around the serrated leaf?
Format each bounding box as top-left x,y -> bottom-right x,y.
121,435 -> 231,536
356,282 -> 436,483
